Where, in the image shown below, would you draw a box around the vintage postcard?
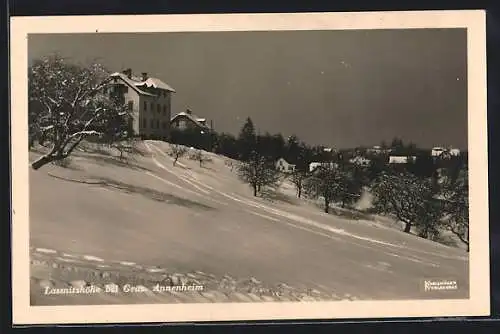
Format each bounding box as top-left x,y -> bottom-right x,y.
11,10 -> 489,324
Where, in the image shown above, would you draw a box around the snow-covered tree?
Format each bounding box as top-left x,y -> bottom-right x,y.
304,164 -> 342,213
371,171 -> 436,234
290,169 -> 308,198
29,55 -> 131,170
442,167 -> 469,251
170,144 -> 188,166
237,151 -> 281,196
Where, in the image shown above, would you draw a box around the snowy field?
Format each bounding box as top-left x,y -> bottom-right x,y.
28,140 -> 469,304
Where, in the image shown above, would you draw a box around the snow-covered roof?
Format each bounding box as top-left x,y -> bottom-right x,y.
109,72 -> 156,96
171,111 -> 209,129
276,158 -> 294,165
389,156 -> 416,163
110,72 -> 176,95
135,77 -> 176,92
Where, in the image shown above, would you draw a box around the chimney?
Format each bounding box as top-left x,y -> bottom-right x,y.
141,72 -> 148,81
122,68 -> 132,79
186,108 -> 192,115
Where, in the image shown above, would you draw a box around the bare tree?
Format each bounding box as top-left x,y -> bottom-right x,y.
237,151 -> 281,196
29,55 -> 131,170
414,197 -> 444,240
371,171 -> 436,234
442,167 -> 469,251
290,169 -> 308,198
170,144 -> 188,166
336,163 -> 365,208
191,149 -> 206,167
304,164 -> 342,213
112,138 -> 142,162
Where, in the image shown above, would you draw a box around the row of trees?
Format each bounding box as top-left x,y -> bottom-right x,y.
371,167 -> 469,251
171,117 -> 333,171
230,118 -> 468,251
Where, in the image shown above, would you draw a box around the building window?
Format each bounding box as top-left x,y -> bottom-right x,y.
128,101 -> 133,112
162,121 -> 167,129
151,102 -> 154,113
143,101 -> 147,111
143,118 -> 147,128
157,104 -> 161,113
163,105 -> 167,115
124,86 -> 128,93
156,119 -> 160,128
150,119 -> 155,129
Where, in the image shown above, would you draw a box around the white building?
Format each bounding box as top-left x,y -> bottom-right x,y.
309,162 -> 338,173
432,146 -> 461,158
431,147 -> 446,157
367,145 -> 392,155
108,69 -> 175,140
389,156 -> 416,164
349,156 -> 371,167
276,158 -> 296,173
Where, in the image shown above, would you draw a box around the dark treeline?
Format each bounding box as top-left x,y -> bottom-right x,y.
169,117 -> 468,184
171,117 -> 339,169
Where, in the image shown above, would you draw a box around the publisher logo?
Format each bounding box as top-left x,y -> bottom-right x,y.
423,280 -> 458,292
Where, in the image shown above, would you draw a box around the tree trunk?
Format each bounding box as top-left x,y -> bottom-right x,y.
173,158 -> 177,166
253,185 -> 258,197
298,187 -> 302,198
324,197 -> 329,213
403,221 -> 412,233
31,154 -> 56,170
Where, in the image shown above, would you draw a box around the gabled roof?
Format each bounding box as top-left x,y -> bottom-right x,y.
109,72 -> 156,96
135,77 -> 176,92
110,72 -> 176,95
276,158 -> 295,165
171,111 -> 209,129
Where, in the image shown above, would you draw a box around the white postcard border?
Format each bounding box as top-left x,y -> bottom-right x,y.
10,10 -> 489,324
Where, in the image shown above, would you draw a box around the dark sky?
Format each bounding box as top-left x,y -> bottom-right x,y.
28,29 -> 468,149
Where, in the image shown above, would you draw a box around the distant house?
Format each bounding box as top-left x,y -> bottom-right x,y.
108,68 -> 175,140
431,147 -> 446,157
309,162 -> 338,173
367,146 -> 392,155
431,146 -> 460,159
276,158 -> 296,173
170,108 -> 210,132
323,147 -> 339,153
349,156 -> 371,167
389,156 -> 416,164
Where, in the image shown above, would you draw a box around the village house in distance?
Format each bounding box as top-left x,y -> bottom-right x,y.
108,68 -> 176,140
275,158 -> 296,173
170,108 -> 211,133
